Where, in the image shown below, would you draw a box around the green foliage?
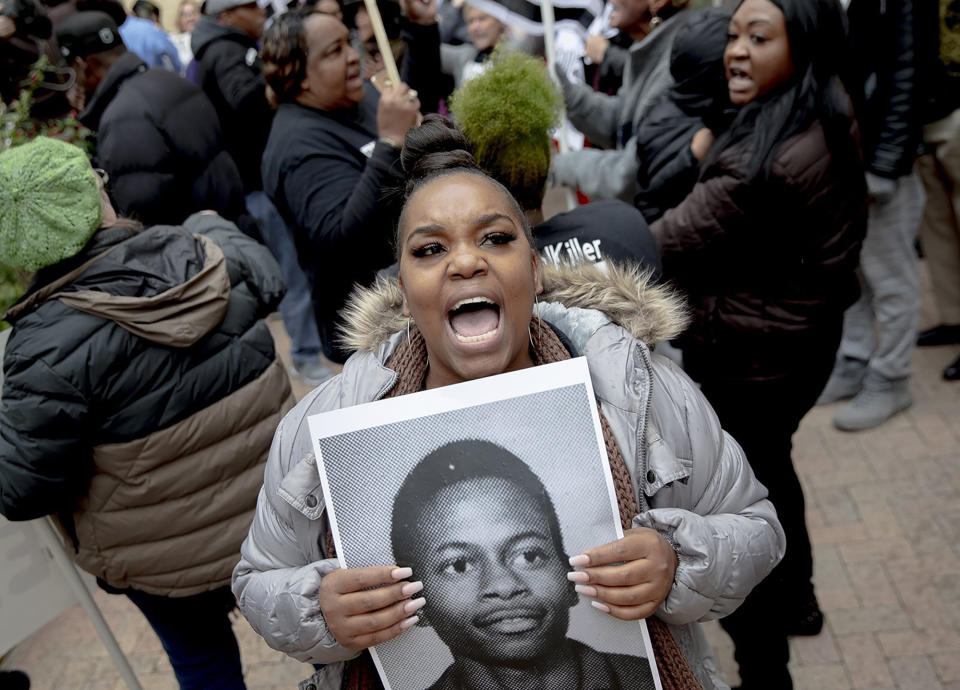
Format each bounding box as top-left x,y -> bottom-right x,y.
449,49 -> 562,206
0,55 -> 91,153
0,55 -> 88,328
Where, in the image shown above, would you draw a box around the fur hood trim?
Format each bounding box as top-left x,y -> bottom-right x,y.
338,262 -> 689,353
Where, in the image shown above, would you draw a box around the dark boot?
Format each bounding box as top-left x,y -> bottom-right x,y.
0,671 -> 30,690
917,324 -> 960,347
944,353 -> 960,381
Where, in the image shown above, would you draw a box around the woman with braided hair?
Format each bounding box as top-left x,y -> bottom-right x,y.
232,115 -> 785,690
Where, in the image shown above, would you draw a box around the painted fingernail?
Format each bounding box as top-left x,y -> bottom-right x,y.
566,570 -> 589,583
574,584 -> 597,597
401,580 -> 424,597
391,567 -> 413,580
399,615 -> 419,630
403,597 -> 426,614
569,554 -> 590,567
591,600 -> 611,613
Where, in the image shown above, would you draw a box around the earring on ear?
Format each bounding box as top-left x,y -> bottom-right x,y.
406,317 -> 413,348
534,293 -> 542,342
650,11 -> 662,28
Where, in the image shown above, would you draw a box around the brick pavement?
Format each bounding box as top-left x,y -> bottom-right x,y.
2,268 -> 958,689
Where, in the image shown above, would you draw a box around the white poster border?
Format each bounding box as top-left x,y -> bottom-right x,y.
308,357 -> 661,690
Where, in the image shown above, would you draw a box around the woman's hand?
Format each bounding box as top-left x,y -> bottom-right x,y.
399,0 -> 436,25
690,128 -> 714,162
377,82 -> 421,146
319,566 -> 426,650
567,528 -> 678,620
585,34 -> 609,64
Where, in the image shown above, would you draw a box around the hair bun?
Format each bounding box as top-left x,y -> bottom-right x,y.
400,114 -> 480,184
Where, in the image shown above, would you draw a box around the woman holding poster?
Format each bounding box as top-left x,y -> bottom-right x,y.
232,116 -> 785,690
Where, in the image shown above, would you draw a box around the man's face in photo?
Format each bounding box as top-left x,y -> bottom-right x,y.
410,476 -> 577,665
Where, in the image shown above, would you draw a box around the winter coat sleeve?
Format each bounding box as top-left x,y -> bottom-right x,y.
232,386 -> 362,664
650,161 -> 750,280
868,0 -> 922,178
401,20 -> 442,113
440,43 -> 474,86
0,344 -> 92,520
558,68 -> 621,149
551,136 -> 640,201
284,141 -> 401,258
635,357 -> 785,625
184,212 -> 286,315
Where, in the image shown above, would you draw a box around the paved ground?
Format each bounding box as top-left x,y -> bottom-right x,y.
2,266 -> 958,690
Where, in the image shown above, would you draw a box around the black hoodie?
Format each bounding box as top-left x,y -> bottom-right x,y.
633,7 -> 731,223
192,14 -> 274,192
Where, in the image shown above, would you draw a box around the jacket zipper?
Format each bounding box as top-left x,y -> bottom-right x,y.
635,342 -> 653,514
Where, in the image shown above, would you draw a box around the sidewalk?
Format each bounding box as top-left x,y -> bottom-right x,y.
2,267 -> 958,690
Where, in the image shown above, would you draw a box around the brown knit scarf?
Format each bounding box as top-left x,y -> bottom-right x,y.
336,320 -> 702,690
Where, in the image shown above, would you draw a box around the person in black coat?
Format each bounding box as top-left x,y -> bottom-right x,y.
191,0 -> 272,194
55,10 -> 249,229
193,0 -> 329,384
260,4 -> 440,363
817,0 -> 926,432
633,6 -> 730,223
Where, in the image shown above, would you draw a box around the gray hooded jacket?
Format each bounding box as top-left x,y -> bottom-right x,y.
232,263 -> 785,690
552,12 -> 687,201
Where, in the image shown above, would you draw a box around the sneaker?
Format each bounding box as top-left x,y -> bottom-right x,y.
833,374 -> 911,431
816,356 -> 866,405
291,358 -> 334,386
917,324 -> 960,347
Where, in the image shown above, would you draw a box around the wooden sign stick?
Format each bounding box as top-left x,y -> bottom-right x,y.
362,0 -> 402,88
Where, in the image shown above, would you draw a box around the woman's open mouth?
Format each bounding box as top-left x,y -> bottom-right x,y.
447,297 -> 502,344
728,66 -> 752,91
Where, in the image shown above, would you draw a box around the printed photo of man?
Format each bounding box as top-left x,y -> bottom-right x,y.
390,439 -> 655,690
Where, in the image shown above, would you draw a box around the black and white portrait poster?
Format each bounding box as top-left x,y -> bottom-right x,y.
309,358 -> 662,690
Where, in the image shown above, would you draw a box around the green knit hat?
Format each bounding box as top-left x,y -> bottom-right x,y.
0,137 -> 102,271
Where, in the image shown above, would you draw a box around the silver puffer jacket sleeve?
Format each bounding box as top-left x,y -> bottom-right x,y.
232,385 -> 361,665
635,357 -> 786,626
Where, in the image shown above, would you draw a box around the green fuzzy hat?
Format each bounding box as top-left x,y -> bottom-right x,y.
0,137 -> 102,272
449,49 -> 562,211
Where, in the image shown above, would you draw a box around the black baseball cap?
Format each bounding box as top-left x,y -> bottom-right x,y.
55,10 -> 125,62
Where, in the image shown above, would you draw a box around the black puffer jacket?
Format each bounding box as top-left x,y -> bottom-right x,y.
652,116 -> 868,381
0,215 -> 294,596
79,51 -> 248,227
192,16 -> 274,193
846,0 -> 923,178
634,7 -> 730,223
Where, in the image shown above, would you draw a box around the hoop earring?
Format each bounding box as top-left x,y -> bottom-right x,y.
406,317 -> 412,348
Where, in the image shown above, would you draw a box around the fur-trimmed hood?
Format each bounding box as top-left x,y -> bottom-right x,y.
338,262 -> 689,353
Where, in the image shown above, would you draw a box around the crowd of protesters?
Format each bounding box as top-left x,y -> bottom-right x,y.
0,0 -> 958,689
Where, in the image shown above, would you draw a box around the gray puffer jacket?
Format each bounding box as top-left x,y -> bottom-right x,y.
552,11 -> 687,201
232,263 -> 785,690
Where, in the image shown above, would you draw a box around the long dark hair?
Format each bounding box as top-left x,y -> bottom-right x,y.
704,0 -> 856,180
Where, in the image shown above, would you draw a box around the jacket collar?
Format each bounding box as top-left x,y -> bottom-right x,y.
79,52 -> 147,131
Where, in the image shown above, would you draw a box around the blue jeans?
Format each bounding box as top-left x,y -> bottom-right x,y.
245,191 -> 322,365
125,586 -> 245,690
